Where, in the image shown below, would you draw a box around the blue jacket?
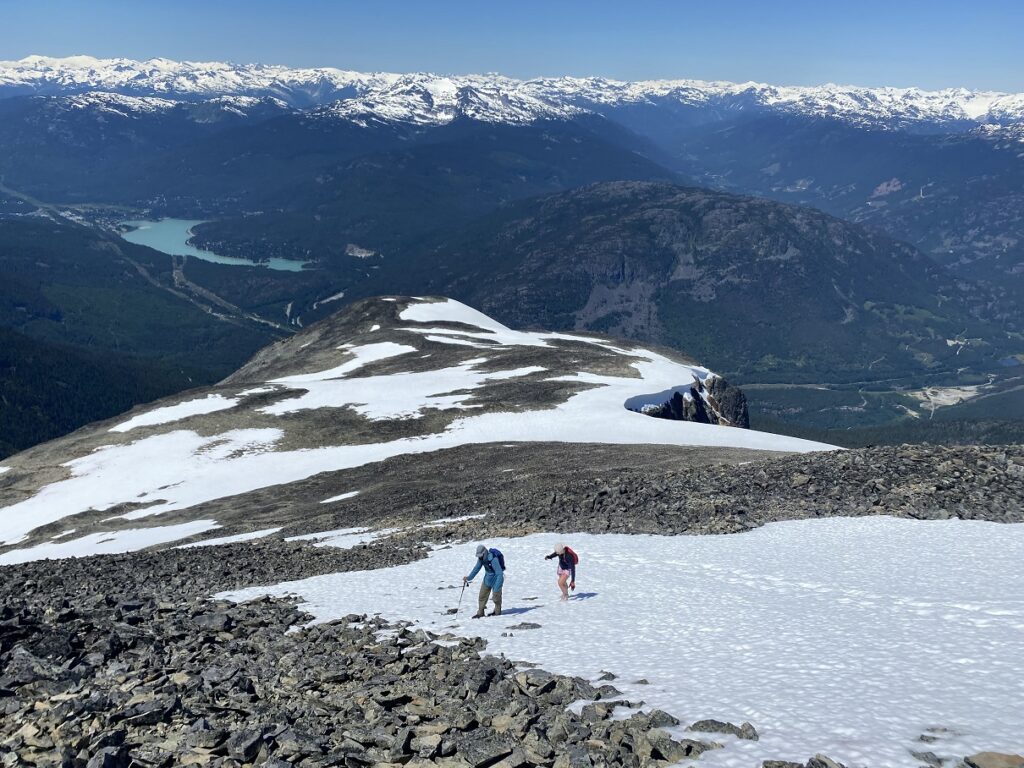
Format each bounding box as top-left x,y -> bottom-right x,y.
467,550 -> 504,592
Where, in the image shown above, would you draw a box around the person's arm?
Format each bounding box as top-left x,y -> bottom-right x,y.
570,558 -> 576,588
465,559 -> 483,584
491,557 -> 504,592
544,552 -> 556,560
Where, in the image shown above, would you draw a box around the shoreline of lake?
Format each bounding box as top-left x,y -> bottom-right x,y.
119,218 -> 309,272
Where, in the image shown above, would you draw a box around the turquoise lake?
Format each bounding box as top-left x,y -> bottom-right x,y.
120,219 -> 308,272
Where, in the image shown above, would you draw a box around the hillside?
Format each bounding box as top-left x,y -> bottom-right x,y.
393,182 -> 1011,382
0,217 -> 281,454
0,296 -> 829,561
1,55 -> 1021,303
0,326 -> 190,459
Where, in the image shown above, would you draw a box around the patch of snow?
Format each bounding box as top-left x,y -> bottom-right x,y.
312,290 -> 346,310
0,467 -> 8,475
238,385 -> 278,396
110,394 -> 239,433
0,428 -> 282,546
263,358 -> 545,420
285,526 -> 367,542
422,513 -> 487,527
320,490 -> 360,504
0,520 -> 220,564
52,529 -> 76,539
221,518 -> 1024,768
284,526 -> 395,549
272,342 -> 416,383
176,527 -> 282,548
370,324 -> 381,332
400,298 -> 554,347
422,334 -> 493,349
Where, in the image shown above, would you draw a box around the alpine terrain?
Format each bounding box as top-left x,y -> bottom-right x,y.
1,39 -> 1023,768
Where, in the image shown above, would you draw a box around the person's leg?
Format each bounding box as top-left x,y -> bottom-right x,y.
475,583 -> 491,617
558,571 -> 570,600
491,587 -> 502,615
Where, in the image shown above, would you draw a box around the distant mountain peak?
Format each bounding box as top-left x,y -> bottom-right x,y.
2,54 -> 1022,129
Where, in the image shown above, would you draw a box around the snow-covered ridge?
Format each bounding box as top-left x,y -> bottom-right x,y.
0,297 -> 832,561
2,55 -> 1022,128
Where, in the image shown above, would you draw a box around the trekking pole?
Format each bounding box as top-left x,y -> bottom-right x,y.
455,582 -> 467,616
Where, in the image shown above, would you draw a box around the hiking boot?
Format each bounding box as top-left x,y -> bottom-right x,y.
488,609 -> 501,616
472,611 -> 484,619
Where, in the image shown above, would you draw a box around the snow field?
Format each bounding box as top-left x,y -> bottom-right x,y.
221,518 -> 1024,768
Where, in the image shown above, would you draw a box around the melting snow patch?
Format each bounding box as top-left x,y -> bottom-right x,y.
176,527 -> 282,548
238,385 -> 278,397
320,490 -> 360,504
0,467 -> 8,475
263,358 -> 545,419
110,394 -> 239,433
221,517 -> 1024,768
272,342 -> 416,383
0,520 -> 221,565
370,324 -> 381,331
284,526 -> 396,549
423,513 -> 487,526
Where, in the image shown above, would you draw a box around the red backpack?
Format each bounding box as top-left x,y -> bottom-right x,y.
564,546 -> 579,565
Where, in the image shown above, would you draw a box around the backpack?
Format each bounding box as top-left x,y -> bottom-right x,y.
564,546 -> 579,566
489,547 -> 507,572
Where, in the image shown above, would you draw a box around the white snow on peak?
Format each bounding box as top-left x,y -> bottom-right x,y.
3,55 -> 1022,128
317,72 -> 582,126
57,91 -> 178,116
0,467 -> 9,475
221,517 -> 1024,767
110,393 -> 240,433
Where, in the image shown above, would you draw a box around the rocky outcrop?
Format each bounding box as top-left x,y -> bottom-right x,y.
634,376 -> 749,428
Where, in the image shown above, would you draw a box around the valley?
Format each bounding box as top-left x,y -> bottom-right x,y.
0,56 -> 1017,451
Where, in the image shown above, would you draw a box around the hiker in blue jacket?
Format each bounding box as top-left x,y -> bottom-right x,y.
463,543 -> 504,618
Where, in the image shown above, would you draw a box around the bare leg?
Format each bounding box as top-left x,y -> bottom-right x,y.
558,572 -> 570,600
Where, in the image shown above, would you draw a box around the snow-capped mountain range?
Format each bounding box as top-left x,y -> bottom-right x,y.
2,54 -> 1023,129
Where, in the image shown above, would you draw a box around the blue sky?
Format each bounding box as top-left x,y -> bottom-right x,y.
3,0 -> 1022,91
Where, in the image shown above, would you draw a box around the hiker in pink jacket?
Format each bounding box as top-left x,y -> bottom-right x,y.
544,544 -> 578,600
